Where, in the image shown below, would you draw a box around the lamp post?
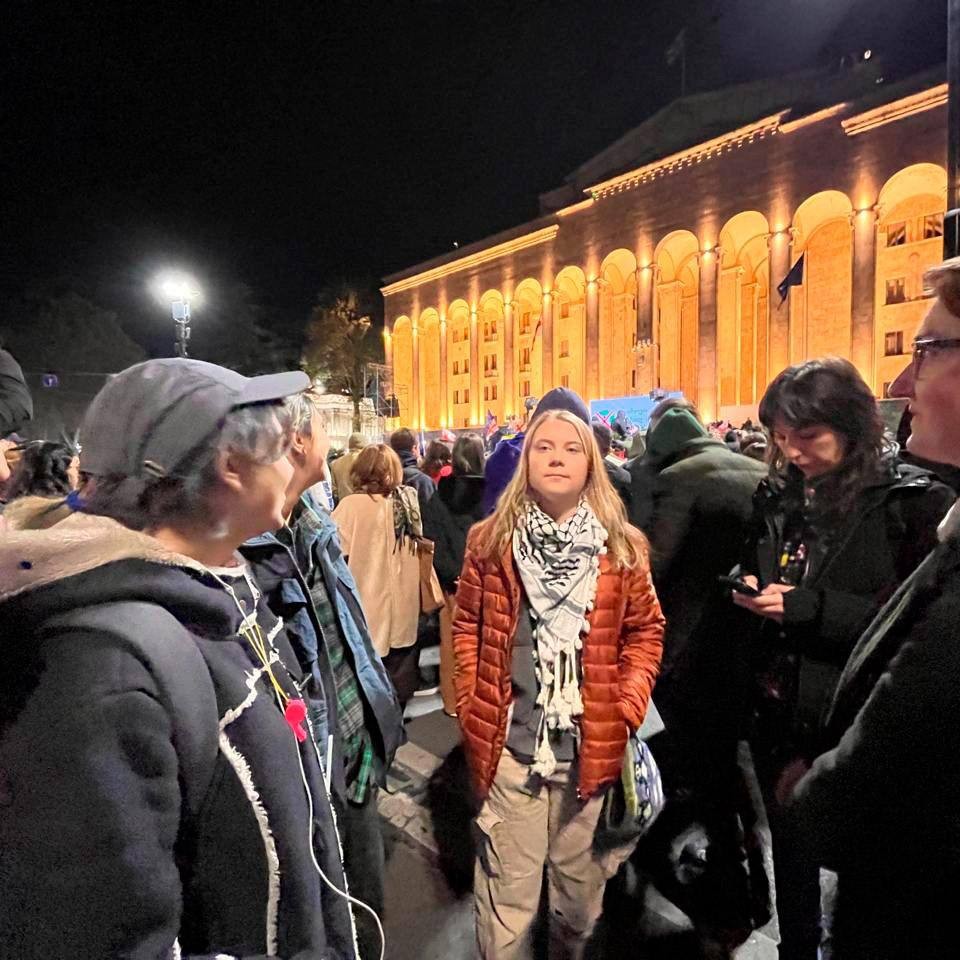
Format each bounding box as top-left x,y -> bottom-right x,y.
946,0 -> 960,257
154,274 -> 201,358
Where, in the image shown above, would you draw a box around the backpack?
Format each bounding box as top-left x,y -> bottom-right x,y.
46,601 -> 219,820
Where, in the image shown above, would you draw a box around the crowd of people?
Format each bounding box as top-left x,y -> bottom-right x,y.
1,257 -> 960,960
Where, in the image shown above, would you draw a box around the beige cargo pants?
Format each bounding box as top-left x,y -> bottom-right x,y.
473,750 -> 636,960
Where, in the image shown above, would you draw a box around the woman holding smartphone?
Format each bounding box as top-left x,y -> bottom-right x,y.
733,357 -> 953,960
453,408 -> 664,960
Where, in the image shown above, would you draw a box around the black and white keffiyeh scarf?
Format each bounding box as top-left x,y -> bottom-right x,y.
512,499 -> 608,776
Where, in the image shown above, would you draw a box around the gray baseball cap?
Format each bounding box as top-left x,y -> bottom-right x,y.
80,358 -> 310,479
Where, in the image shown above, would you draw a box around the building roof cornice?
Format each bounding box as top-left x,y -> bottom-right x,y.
841,82 -> 948,136
584,111 -> 788,199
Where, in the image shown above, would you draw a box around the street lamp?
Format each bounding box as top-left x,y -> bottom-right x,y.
153,273 -> 201,358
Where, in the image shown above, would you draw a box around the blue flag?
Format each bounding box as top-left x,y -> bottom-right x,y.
777,253 -> 805,305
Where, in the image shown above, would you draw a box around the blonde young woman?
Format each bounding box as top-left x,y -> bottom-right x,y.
453,408 -> 665,960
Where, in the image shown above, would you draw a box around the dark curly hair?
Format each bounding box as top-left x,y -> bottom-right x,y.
4,441 -> 77,500
759,357 -> 889,520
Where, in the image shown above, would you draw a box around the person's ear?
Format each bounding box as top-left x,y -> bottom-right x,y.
218,449 -> 247,495
287,429 -> 309,466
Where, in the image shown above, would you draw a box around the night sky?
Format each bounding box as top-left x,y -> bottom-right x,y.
0,0 -> 947,351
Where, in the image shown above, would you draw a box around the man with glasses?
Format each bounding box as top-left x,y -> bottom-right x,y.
783,258 -> 960,959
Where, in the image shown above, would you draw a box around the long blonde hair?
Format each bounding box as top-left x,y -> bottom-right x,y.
475,409 -> 642,569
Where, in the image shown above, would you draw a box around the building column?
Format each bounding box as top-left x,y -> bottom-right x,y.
382,326 -> 394,424
503,300 -> 515,419
470,307 -> 480,425
411,322 -> 421,430
851,208 -> 878,389
767,231 -> 792,381
635,265 -> 656,394
585,279 -> 600,401
439,318 -> 448,428
697,250 -> 719,421
542,291 -> 555,391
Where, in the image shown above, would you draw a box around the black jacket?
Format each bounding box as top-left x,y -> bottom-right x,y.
0,508 -> 357,960
0,346 -> 32,435
645,437 -> 767,686
397,449 -> 436,515
422,472 -> 486,591
789,503 -> 960,959
603,457 -> 633,513
742,461 -> 955,748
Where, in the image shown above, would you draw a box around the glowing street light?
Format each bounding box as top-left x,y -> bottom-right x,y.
153,272 -> 201,358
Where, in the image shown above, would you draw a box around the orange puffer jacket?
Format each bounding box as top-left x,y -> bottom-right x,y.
452,520 -> 665,800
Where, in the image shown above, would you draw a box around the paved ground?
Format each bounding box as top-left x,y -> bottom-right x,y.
376,701 -> 780,960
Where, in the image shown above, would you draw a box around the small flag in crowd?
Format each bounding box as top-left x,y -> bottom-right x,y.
777,253 -> 805,305
484,410 -> 498,439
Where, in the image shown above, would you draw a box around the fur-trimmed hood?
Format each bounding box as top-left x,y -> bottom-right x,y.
0,505 -> 248,644
0,503 -> 206,602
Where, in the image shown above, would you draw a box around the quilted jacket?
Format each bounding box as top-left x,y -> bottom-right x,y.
452,519 -> 665,800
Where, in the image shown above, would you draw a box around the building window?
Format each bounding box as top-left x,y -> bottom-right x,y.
463,326 -> 470,342
886,221 -> 907,247
521,379 -> 530,396
463,359 -> 470,374
491,384 -> 498,400
631,370 -> 637,388
561,374 -> 570,388
483,385 -> 489,401
885,278 -> 907,305
464,389 -> 470,403
924,213 -> 944,240
884,331 -> 905,356
882,381 -> 892,399
559,339 -> 569,358
520,311 -> 531,334
463,418 -> 470,428
484,355 -> 498,374
453,360 -> 459,375
453,389 -> 459,404
560,301 -> 571,319
520,346 -> 531,371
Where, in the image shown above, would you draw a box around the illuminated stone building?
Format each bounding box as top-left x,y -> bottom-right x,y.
381,66 -> 949,428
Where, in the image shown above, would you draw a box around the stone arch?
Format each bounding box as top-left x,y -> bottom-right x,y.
790,190 -> 854,364
447,299 -> 472,429
418,308 -> 441,430
513,278 -> 544,413
874,164 -> 947,396
655,231 -> 700,398
717,212 -> 770,411
553,265 -> 587,397
599,249 -> 638,398
478,290 -> 506,424
391,316 -> 414,425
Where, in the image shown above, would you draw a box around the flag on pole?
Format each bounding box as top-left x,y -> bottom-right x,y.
484,410 -> 498,439
777,253 -> 805,305
665,27 -> 687,66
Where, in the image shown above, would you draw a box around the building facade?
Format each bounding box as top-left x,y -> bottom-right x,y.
382,68 -> 948,429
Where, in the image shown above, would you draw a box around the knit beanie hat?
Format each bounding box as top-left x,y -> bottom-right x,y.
645,407 -> 708,466
532,387 -> 590,425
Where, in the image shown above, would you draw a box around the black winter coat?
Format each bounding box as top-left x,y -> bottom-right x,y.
397,449 -> 436,515
422,472 -> 486,592
645,437 -> 767,686
789,502 -> 960,959
0,509 -> 357,960
741,461 -> 955,750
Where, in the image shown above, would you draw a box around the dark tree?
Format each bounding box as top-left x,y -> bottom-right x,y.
302,284 -> 384,432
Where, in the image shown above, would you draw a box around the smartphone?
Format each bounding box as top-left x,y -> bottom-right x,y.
717,574 -> 760,597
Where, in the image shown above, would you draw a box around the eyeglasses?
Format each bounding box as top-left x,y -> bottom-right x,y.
911,337 -> 960,377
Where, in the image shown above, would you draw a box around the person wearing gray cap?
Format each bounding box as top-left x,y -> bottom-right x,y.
0,359 -> 362,960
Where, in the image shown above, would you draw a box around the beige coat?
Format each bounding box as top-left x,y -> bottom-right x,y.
330,451 -> 359,502
331,491 -> 420,656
